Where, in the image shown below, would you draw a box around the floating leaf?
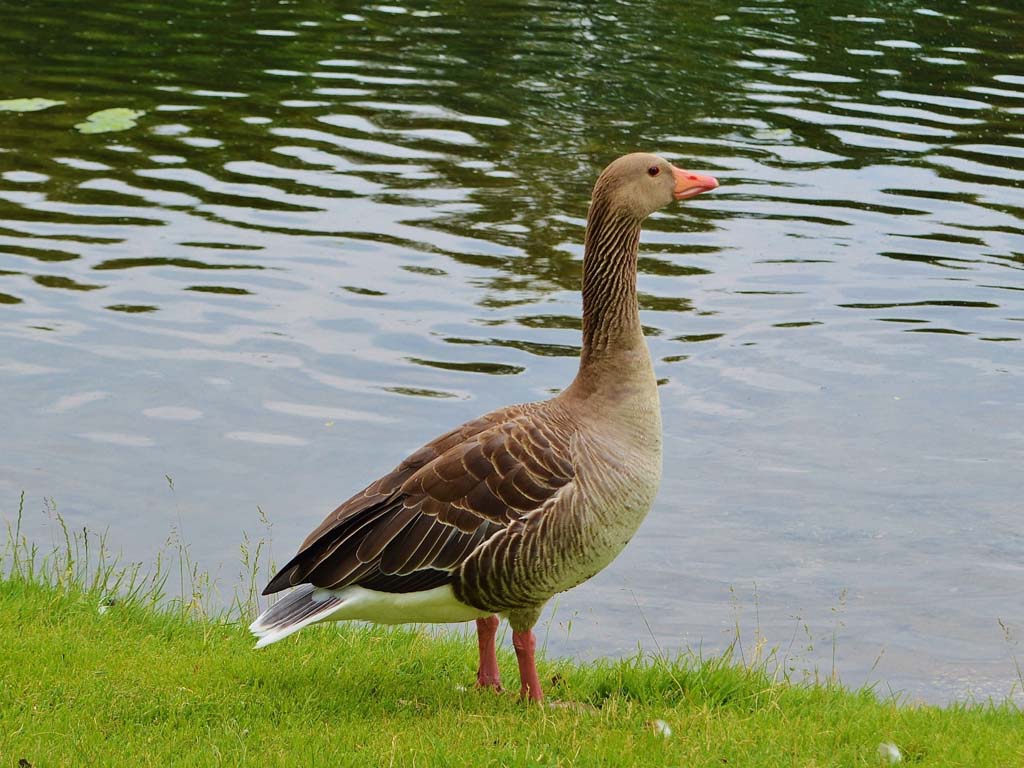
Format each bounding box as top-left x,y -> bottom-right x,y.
752,127 -> 793,142
0,97 -> 64,112
105,304 -> 158,313
75,107 -> 145,134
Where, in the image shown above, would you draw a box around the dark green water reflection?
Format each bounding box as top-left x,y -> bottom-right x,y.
1,0 -> 1022,703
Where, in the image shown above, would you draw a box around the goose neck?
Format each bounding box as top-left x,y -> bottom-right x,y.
578,201 -> 644,371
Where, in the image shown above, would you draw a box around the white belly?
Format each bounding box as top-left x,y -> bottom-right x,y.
315,584 -> 490,625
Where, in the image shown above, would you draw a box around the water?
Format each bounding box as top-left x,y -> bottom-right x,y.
1,0 -> 1022,704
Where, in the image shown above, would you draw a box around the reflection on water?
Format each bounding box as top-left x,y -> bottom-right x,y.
1,0 -> 1022,703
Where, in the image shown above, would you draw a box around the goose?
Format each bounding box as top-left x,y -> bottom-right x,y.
250,153 -> 719,701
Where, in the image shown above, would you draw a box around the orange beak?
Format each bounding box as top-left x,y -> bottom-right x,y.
671,165 -> 719,200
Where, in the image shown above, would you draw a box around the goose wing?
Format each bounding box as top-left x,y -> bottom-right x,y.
262,403 -> 575,596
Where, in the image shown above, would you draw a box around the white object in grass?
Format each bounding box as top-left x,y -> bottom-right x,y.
878,742 -> 902,763
651,719 -> 672,738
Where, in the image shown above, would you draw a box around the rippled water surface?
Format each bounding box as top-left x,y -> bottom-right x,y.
2,0 -> 1022,703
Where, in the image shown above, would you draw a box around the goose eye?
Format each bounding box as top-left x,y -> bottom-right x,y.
647,166 -> 660,177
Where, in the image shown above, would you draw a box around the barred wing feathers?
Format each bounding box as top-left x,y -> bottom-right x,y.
262,403 -> 576,598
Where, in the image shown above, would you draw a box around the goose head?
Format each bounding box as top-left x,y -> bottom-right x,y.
592,152 -> 718,221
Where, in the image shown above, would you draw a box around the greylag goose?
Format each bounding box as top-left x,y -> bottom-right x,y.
250,153 -> 719,701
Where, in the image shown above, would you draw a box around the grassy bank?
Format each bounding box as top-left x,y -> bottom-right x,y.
1,504 -> 1021,766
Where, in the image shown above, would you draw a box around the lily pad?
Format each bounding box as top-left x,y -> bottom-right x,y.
75,107 -> 146,134
752,127 -> 793,142
0,97 -> 64,112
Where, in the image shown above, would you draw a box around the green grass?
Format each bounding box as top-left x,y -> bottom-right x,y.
1,498 -> 1021,767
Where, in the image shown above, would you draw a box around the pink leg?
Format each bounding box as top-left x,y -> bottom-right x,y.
475,615 -> 503,691
512,628 -> 543,702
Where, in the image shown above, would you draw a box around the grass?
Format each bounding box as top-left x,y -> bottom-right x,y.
1,495 -> 1022,767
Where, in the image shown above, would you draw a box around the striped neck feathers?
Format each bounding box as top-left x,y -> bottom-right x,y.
579,196 -> 644,370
